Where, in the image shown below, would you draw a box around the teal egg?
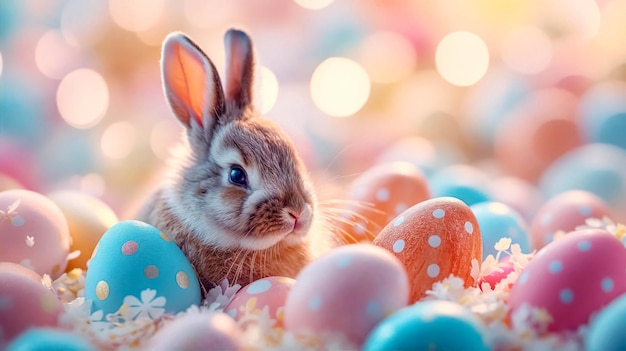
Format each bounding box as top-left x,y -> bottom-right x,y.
84,220 -> 201,320
7,328 -> 95,351
471,201 -> 531,258
429,165 -> 491,206
363,300 -> 490,351
586,292 -> 626,351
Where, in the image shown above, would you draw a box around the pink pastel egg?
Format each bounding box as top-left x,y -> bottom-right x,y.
225,276 -> 295,328
530,190 -> 614,250
0,263 -> 64,346
146,312 -> 243,351
284,244 -> 409,347
0,189 -> 70,278
509,229 -> 626,332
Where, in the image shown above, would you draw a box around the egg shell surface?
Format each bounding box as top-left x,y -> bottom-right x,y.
338,162 -> 430,244
0,189 -> 70,278
363,300 -> 489,351
586,292 -> 626,351
47,190 -> 119,272
84,220 -> 201,319
146,312 -> 243,351
471,201 -> 531,258
429,165 -> 491,206
0,264 -> 64,346
6,328 -> 96,351
284,243 -> 409,347
509,229 -> 626,332
373,197 -> 482,302
530,190 -> 614,249
225,276 -> 294,327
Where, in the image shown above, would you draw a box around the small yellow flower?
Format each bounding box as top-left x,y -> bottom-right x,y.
494,237 -> 512,252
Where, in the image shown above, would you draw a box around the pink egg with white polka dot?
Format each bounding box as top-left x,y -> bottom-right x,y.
225,276 -> 295,328
509,229 -> 626,332
529,190 -> 614,250
0,189 -> 70,279
336,162 -> 430,244
284,244 -> 409,347
0,262 -> 64,347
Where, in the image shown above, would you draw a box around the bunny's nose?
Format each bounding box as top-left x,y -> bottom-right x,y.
287,204 -> 312,232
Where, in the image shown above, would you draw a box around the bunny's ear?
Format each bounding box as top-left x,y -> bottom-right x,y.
224,29 -> 254,108
161,32 -> 225,130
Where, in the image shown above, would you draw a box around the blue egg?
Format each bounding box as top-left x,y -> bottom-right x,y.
7,328 -> 96,351
363,300 -> 489,351
471,202 -> 531,258
586,292 -> 626,351
85,220 -> 201,320
540,143 -> 626,209
579,82 -> 626,151
429,165 -> 491,206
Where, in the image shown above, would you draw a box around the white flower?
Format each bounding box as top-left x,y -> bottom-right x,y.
0,200 -> 23,226
494,237 -> 512,252
122,289 -> 166,321
204,279 -> 241,310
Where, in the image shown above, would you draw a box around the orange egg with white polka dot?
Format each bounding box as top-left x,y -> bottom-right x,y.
84,220 -> 201,320
335,162 -> 431,244
373,197 -> 482,303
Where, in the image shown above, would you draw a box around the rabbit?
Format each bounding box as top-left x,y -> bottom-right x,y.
137,29 -> 323,292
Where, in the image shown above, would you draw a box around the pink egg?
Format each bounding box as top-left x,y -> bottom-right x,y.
225,276 -> 295,328
478,256 -> 515,290
530,190 -> 614,249
284,244 -> 409,347
146,312 -> 243,351
0,189 -> 70,278
508,229 -> 626,332
0,263 -> 64,346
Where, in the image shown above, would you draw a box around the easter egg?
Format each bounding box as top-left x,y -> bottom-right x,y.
539,143 -> 626,220
363,300 -> 489,351
508,229 -> 626,332
0,189 -> 70,278
47,190 -> 119,271
490,176 -> 544,222
225,276 -> 294,328
6,328 -> 96,351
530,190 -> 614,249
146,312 -> 244,351
84,220 -> 201,320
494,88 -> 583,181
471,202 -> 531,258
373,197 -> 482,302
337,162 -> 430,244
283,244 -> 409,347
428,165 -> 491,206
586,292 -> 626,351
578,81 -> 626,150
0,263 -> 64,346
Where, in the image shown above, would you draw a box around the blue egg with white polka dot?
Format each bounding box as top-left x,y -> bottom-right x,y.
471,202 -> 531,259
363,300 -> 490,351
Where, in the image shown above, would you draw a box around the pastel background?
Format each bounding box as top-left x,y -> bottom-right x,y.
1,0 -> 625,221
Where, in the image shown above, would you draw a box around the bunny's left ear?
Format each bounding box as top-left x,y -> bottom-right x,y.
224,29 -> 254,108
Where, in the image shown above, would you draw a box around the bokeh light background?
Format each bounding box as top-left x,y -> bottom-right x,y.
1,0 -> 626,221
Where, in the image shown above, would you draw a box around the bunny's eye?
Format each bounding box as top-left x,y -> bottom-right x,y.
229,165 -> 248,187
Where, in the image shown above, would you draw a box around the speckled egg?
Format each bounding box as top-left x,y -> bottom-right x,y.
47,190 -> 119,272
336,162 -> 430,244
283,244 -> 409,347
373,197 -> 482,302
509,229 -> 626,332
363,300 -> 489,351
146,312 -> 244,351
225,276 -> 294,328
586,292 -> 626,351
6,328 -> 96,351
0,189 -> 70,279
0,263 -> 64,346
530,190 -> 614,249
471,202 -> 531,258
84,220 -> 201,320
